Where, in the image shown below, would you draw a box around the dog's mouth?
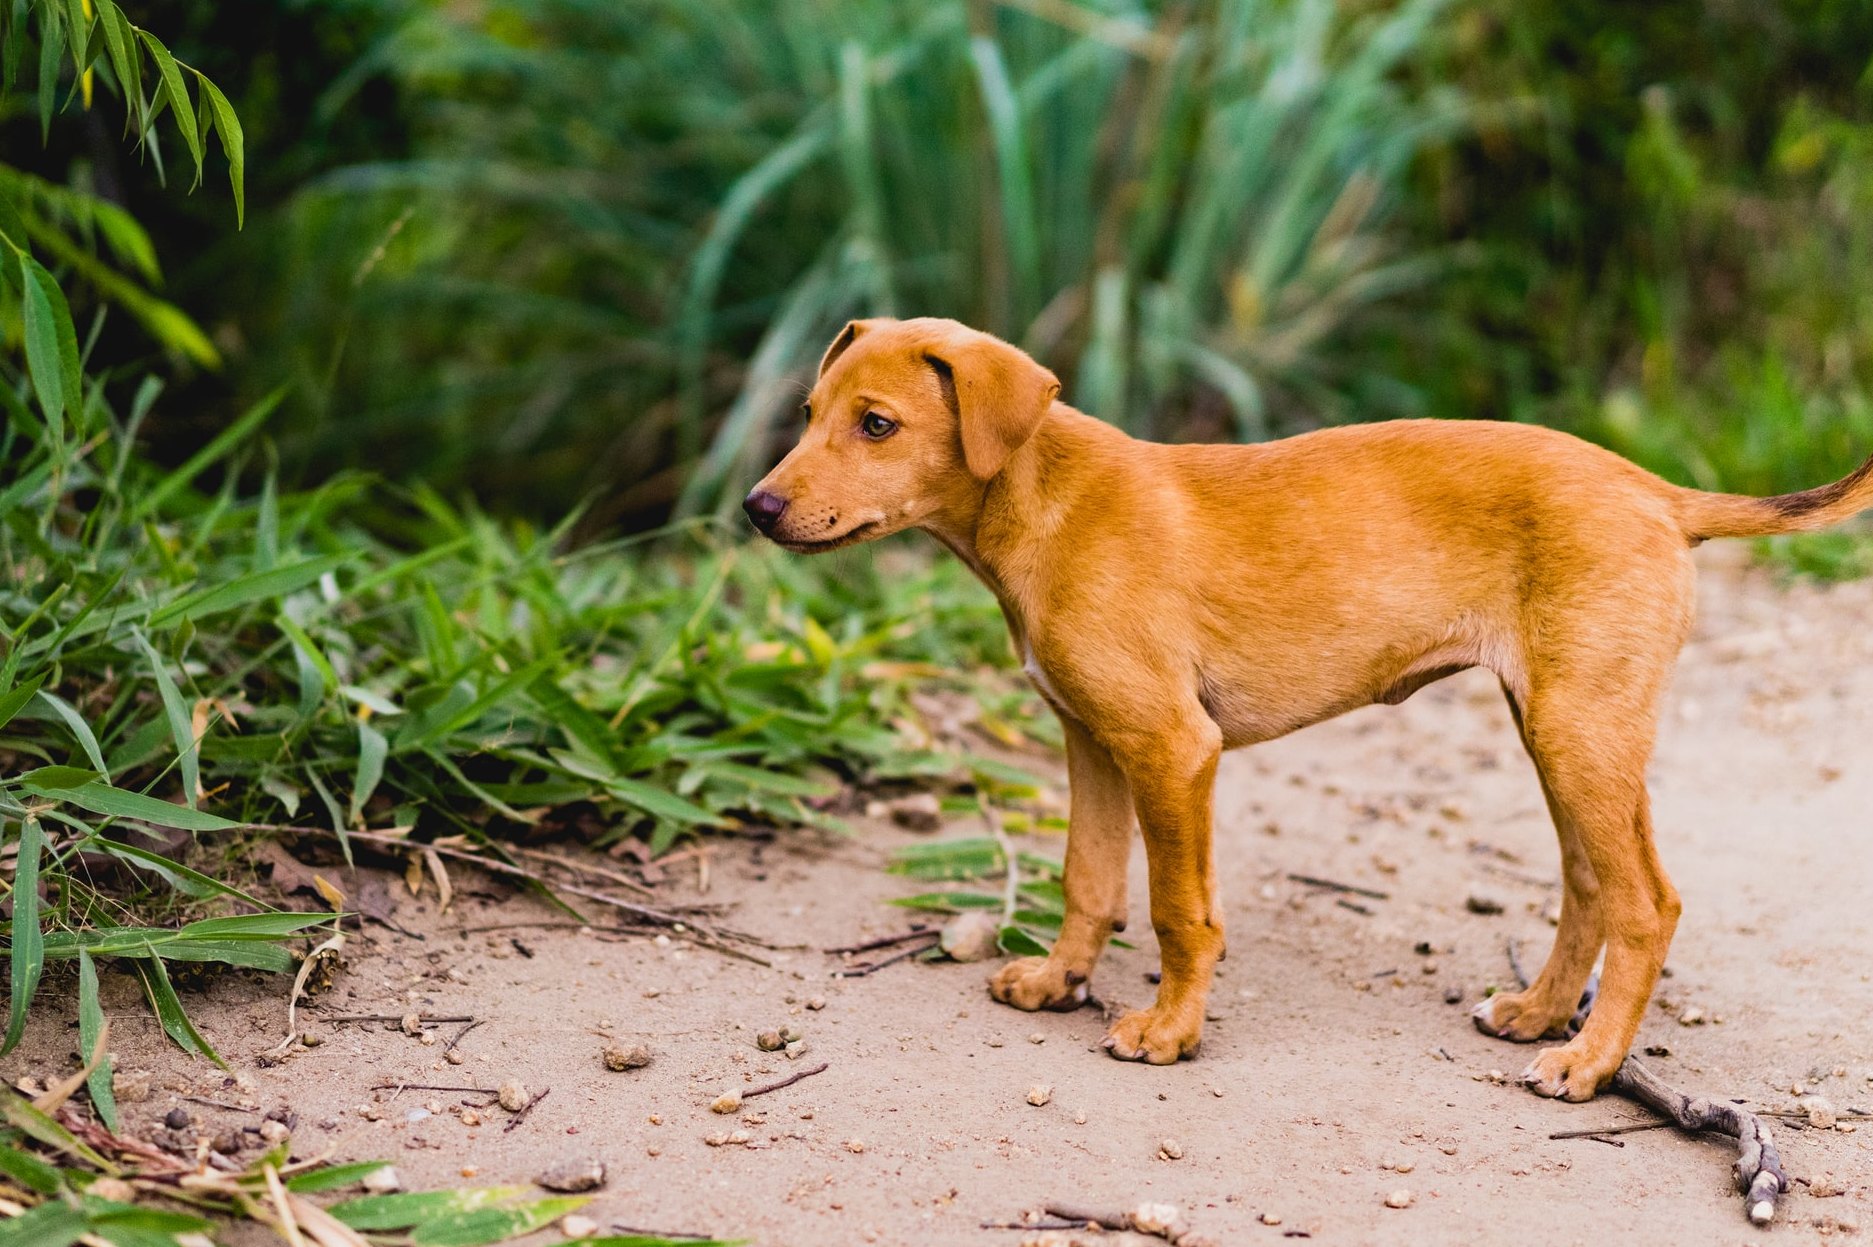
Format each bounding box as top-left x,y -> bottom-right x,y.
771,521 -> 882,554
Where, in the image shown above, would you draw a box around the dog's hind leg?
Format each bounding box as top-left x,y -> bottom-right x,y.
990,718 -> 1133,1011
1473,686 -> 1606,1043
1099,714 -> 1225,1064
1491,665 -> 1682,1102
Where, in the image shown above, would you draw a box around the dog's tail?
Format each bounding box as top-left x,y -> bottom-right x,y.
1674,451 -> 1873,543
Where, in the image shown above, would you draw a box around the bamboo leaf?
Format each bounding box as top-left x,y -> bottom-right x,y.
0,676 -> 48,732
20,778 -> 240,831
131,628 -> 199,809
35,691 -> 110,780
3,816 -> 46,1053
196,74 -> 245,225
77,950 -> 118,1130
133,952 -> 223,1065
18,254 -> 67,436
137,31 -> 201,177
350,719 -> 387,825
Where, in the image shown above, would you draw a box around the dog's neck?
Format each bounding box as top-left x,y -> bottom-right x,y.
920,405 -> 1114,642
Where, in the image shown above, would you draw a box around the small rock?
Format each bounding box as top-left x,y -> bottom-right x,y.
845,1138 -> 865,1153
400,1013 -> 424,1036
112,1070 -> 151,1103
889,792 -> 943,832
1073,1110 -> 1088,1125
785,1040 -> 807,1060
1678,1006 -> 1706,1027
260,1120 -> 291,1144
1130,1203 -> 1184,1236
497,1079 -> 529,1112
1443,986 -> 1463,1005
940,911 -> 1002,963
210,1130 -> 244,1155
756,1031 -> 785,1052
782,1025 -> 804,1043
1158,1138 -> 1184,1160
1026,1084 -> 1053,1107
1028,1033 -> 1045,1045
604,1043 -> 653,1071
806,996 -> 827,1011
559,1214 -> 599,1240
1465,895 -> 1504,916
712,1090 -> 744,1115
1384,1189 -> 1414,1209
89,1177 -> 136,1203
361,1166 -> 401,1194
535,1158 -> 606,1193
1391,1160 -> 1416,1174
1260,1212 -> 1282,1226
1421,959 -> 1439,975
445,1049 -> 465,1065
164,1107 -> 192,1131
1803,1096 -> 1839,1129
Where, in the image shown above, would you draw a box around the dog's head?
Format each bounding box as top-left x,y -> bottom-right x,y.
743,317 -> 1060,551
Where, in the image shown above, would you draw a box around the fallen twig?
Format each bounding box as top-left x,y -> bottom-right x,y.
510,845 -> 660,897
833,934 -> 939,977
824,926 -> 934,955
1287,872 -> 1389,901
503,1087 -> 550,1133
744,1062 -> 830,1099
1506,952 -> 1788,1224
319,1013 -> 476,1025
370,1083 -> 498,1094
1550,1120 -> 1671,1140
182,1095 -> 262,1114
1337,898 -> 1374,916
444,1018 -> 484,1055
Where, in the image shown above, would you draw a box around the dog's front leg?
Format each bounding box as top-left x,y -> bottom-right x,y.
989,718 -> 1132,1011
1101,719 -> 1224,1064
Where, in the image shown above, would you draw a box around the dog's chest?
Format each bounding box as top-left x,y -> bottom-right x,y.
1020,643 -> 1072,713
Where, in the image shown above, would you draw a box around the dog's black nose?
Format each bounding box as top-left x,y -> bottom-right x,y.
743,489 -> 788,533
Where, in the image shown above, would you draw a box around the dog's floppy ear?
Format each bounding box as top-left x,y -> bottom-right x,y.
925,333 -> 1061,480
818,319 -> 883,379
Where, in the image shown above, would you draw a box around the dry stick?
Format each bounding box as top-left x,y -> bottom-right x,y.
509,845 -> 659,898
833,934 -> 940,978
182,1096 -> 261,1113
444,1018 -> 484,1054
503,1087 -> 551,1133
1550,1121 -> 1674,1140
298,827 -> 777,966
1287,872 -> 1389,901
743,1061 -> 830,1099
823,926 -> 934,956
1506,951 -> 1789,1224
370,1083 -> 497,1094
1043,1204 -> 1135,1232
318,1013 -> 476,1025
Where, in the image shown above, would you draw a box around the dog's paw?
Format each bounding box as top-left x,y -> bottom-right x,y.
1519,1040 -> 1620,1103
1472,989 -> 1576,1043
988,956 -> 1091,1012
1100,1006 -> 1200,1065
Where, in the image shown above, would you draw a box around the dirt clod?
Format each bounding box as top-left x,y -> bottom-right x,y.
535,1157 -> 607,1193
940,911 -> 1002,963
604,1042 -> 653,1070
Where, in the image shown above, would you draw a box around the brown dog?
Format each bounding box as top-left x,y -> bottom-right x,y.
745,316 -> 1873,1102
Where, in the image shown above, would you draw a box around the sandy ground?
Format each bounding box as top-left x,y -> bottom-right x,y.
8,546 -> 1872,1246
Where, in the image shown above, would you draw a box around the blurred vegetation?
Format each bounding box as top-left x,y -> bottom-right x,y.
7,0 -> 1863,524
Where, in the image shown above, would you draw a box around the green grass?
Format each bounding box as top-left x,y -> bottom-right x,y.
0,374 -> 1042,1052
246,0 -> 1464,516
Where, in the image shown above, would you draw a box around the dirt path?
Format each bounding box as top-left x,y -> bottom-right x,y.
9,547 -> 1871,1245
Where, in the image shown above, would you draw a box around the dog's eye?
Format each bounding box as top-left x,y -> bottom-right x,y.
860,411 -> 897,440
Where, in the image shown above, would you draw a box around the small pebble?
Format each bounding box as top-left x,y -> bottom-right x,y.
1465,895 -> 1504,916
1073,1110 -> 1087,1125
497,1079 -> 529,1112
1384,1189 -> 1414,1209
362,1166 -> 401,1194
164,1108 -> 192,1131
1158,1138 -> 1184,1160
756,1031 -> 785,1052
782,1025 -> 804,1044
845,1138 -> 866,1153
604,1043 -> 653,1071
806,997 -> 827,1011
785,1040 -> 807,1060
1443,986 -> 1463,1004
445,1049 -> 466,1066
1028,1033 -> 1045,1045
113,1070 -> 152,1103
559,1214 -> 599,1240
1260,1213 -> 1282,1226
1026,1084 -> 1053,1107
711,1091 -> 744,1115
535,1158 -> 606,1194
1678,1006 -> 1706,1026
400,1013 -> 424,1036
1803,1096 -> 1839,1129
